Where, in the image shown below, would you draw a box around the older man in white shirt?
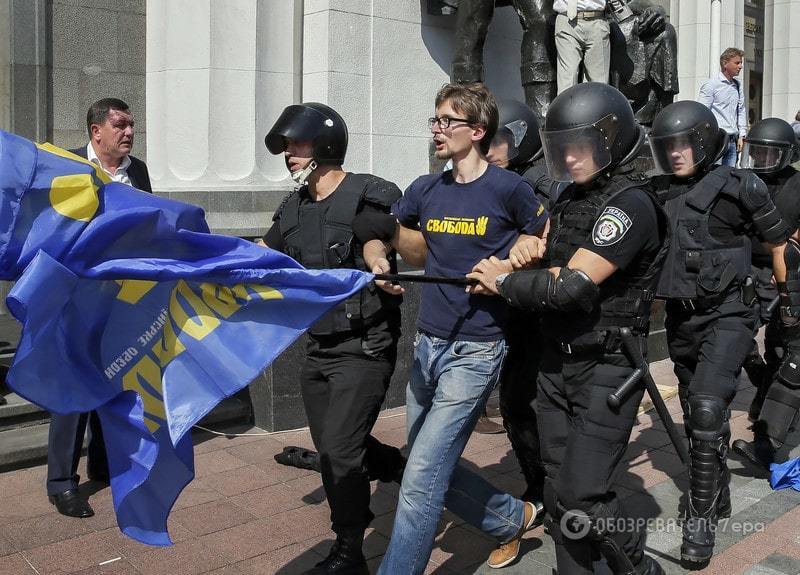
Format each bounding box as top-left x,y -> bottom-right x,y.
553,0 -> 610,93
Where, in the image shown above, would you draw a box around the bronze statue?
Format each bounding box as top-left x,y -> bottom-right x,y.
442,0 -> 678,126
450,0 -> 557,124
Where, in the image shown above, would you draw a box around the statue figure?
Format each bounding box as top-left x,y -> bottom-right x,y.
450,0 -> 557,124
610,0 -> 679,125
441,0 -> 678,126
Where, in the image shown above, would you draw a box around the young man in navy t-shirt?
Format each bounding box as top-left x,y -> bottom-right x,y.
354,82 -> 548,574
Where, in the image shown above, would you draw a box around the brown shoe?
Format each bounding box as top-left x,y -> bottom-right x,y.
486,501 -> 538,569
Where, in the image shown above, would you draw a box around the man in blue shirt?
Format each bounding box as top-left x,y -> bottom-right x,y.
353,82 -> 548,573
698,47 -> 747,167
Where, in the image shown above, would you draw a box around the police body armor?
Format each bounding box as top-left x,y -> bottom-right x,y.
541,173 -> 667,344
656,167 -> 753,305
751,170 -> 800,270
279,174 -> 401,336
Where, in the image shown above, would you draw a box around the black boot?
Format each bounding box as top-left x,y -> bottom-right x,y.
681,436 -> 728,566
305,528 -> 369,575
274,446 -> 322,473
732,435 -> 780,471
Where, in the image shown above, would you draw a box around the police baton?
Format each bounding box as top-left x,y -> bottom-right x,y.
608,327 -> 690,466
373,273 -> 478,286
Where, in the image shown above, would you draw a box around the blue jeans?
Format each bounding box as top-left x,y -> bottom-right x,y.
719,136 -> 738,167
378,332 -> 526,575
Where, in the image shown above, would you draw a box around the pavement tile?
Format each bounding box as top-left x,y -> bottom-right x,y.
0,488 -> 55,524
22,529 -> 121,574
192,449 -> 250,479
228,482 -> 309,519
204,566 -> 245,575
2,511 -> 94,551
0,466 -> 46,499
171,476 -> 224,511
201,464 -> 277,497
235,541 -> 324,574
69,558 -> 142,574
170,499 -> 257,537
126,537 -> 230,575
0,553 -> 38,575
429,524 -> 498,572
0,531 -> 14,557
760,552 -> 800,575
370,427 -> 408,450
281,472 -> 326,504
742,565 -> 788,575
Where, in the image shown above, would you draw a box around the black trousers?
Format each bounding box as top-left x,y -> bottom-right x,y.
46,411 -> 107,495
301,342 -> 397,533
499,312 -> 546,501
536,341 -> 648,573
665,299 -> 756,411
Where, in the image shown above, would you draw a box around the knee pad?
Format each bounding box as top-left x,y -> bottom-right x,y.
777,351 -> 800,390
688,395 -> 728,441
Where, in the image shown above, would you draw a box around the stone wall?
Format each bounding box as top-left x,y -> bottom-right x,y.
50,0 -> 147,159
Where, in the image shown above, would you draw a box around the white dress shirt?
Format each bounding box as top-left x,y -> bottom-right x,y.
553,0 -> 606,14
698,72 -> 747,138
86,143 -> 132,185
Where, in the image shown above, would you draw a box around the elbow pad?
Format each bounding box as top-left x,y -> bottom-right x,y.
352,211 -> 397,243
501,267 -> 599,313
740,173 -> 791,243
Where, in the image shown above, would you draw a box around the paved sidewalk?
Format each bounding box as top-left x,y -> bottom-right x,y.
0,358 -> 798,575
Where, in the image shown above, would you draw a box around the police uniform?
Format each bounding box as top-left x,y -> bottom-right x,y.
495,83 -> 667,575
648,102 -> 793,565
263,173 -> 404,538
494,100 -> 564,507
742,167 -> 800,418
732,116 -> 800,468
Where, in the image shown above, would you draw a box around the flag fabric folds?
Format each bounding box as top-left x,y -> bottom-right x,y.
0,129 -> 372,545
770,457 -> 800,492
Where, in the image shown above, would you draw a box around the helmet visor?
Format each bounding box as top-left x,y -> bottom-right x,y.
265,105 -> 327,155
539,125 -> 612,183
740,142 -> 790,172
648,128 -> 707,175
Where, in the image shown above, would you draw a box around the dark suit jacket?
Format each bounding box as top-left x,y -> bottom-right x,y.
69,144 -> 153,193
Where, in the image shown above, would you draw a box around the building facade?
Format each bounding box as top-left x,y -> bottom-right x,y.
1,0 -> 799,236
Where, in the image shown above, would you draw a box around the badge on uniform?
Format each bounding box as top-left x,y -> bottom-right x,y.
592,206 -> 632,247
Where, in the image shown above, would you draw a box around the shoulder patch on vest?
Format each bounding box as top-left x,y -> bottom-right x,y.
592,206 -> 632,247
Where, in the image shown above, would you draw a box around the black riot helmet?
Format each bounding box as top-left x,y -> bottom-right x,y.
648,100 -> 726,176
491,99 -> 542,167
539,83 -> 645,183
740,117 -> 800,173
265,102 -> 348,165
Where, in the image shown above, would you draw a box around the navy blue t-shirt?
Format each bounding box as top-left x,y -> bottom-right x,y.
393,164 -> 548,341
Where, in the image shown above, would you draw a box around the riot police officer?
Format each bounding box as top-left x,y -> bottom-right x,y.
262,102 -> 404,575
484,99 -> 561,510
469,82 -> 667,575
648,102 -> 792,567
732,118 -> 800,470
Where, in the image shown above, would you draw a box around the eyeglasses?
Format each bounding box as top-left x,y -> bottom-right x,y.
428,116 -> 473,130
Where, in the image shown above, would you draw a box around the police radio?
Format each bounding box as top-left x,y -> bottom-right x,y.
607,0 -> 634,22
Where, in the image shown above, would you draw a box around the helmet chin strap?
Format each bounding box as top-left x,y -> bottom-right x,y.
291,160 -> 318,187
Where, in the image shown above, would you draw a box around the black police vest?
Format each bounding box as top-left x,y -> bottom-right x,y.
656,168 -> 752,300
279,174 -> 400,336
542,173 -> 667,337
751,169 -> 800,269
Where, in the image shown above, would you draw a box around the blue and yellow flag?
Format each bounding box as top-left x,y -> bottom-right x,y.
0,129 -> 372,545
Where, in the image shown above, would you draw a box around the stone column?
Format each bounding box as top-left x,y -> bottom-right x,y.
146,0 -> 300,236
0,0 -> 9,132
672,0 -> 744,102
762,0 -> 800,121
